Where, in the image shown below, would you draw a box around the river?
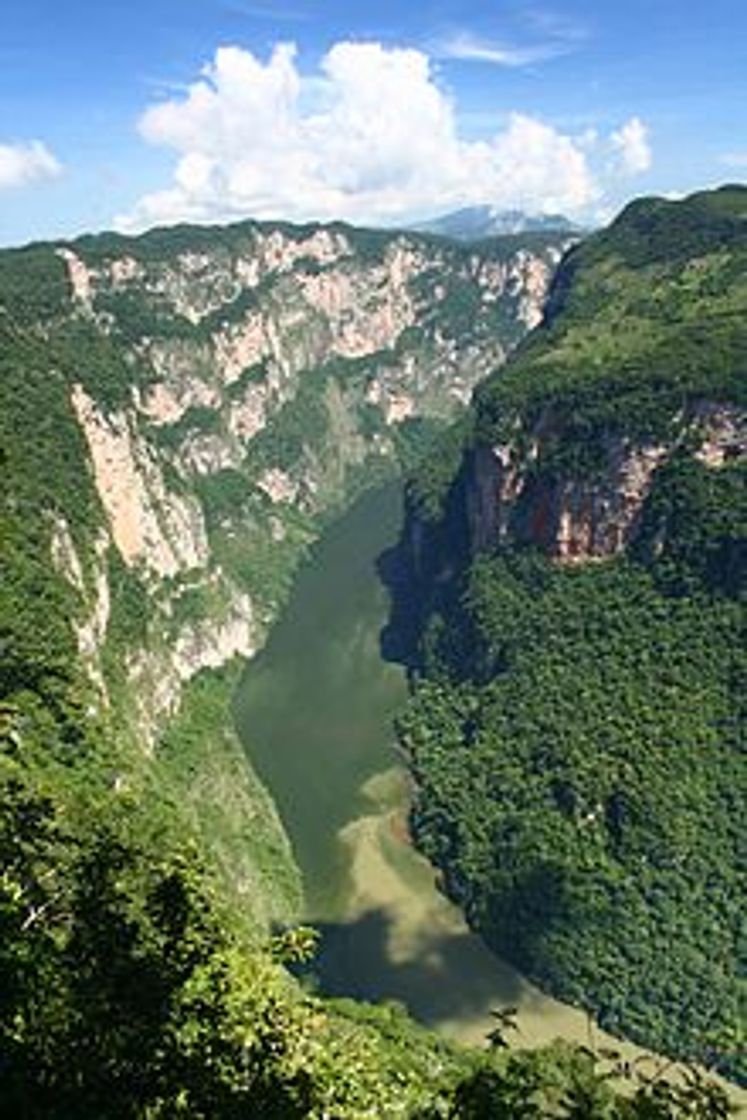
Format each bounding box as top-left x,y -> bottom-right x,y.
232,482 -> 743,1078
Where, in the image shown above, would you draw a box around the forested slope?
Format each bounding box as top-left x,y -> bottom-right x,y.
0,215 -> 569,944
397,186 -> 747,1085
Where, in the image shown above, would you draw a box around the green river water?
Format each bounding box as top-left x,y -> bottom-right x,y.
232,482 -> 744,1083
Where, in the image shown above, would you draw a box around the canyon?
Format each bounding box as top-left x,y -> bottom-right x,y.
2,187 -> 745,1111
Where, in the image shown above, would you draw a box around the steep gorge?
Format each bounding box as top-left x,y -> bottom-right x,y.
2,190 -> 745,1115
0,215 -> 570,935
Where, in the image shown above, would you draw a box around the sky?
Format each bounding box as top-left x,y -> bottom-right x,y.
1,0 -> 746,246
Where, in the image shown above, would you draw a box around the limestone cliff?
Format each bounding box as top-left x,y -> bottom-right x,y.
439,187 -> 747,570
53,219 -> 569,719
1,214 -> 569,933
467,402 -> 746,563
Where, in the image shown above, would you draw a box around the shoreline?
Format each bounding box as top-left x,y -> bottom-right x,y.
322,766 -> 745,1109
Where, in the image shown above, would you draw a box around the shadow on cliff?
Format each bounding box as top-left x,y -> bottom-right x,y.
308,907 -> 525,1031
370,458 -> 582,1024
376,456 -> 474,673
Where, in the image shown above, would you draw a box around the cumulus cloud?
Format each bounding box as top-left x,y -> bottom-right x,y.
119,41 -> 650,232
610,117 -> 652,175
0,140 -> 62,190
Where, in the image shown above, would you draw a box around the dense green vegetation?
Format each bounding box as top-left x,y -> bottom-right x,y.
1,741 -> 736,1116
399,537 -> 745,1079
396,187 -> 747,1087
4,674 -> 736,1117
474,189 -> 747,457
1,193 -> 742,1113
0,242 -> 302,936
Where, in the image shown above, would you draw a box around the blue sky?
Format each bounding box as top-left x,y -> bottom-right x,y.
1,0 -> 745,245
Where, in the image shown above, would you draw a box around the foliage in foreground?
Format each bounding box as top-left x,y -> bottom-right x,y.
0,736 -> 737,1118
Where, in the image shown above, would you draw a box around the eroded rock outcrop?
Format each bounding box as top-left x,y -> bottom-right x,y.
71,384 -> 208,578
57,216 -> 569,737
468,402 -> 747,564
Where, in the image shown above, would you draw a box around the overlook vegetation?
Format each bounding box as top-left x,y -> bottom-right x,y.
1,717 -> 738,1116
397,187 -> 747,1088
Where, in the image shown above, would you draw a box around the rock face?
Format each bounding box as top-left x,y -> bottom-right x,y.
59,223 -> 569,459
453,187 -> 747,568
468,404 -> 746,564
45,217 -> 570,730
71,384 -> 209,577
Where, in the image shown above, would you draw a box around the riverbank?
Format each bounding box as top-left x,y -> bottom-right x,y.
233,482 -> 745,1109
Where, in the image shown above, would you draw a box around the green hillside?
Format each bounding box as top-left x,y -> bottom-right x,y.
398,187 -> 747,1086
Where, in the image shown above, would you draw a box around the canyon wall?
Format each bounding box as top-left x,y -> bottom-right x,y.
2,216 -> 569,931
54,220 -> 569,728
467,403 -> 746,563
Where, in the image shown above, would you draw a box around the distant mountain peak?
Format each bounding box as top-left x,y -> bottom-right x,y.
411,205 -> 581,241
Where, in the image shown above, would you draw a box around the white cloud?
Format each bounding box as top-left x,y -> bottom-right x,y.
610,117 -> 652,175
434,30 -> 568,67
118,41 -> 601,231
0,140 -> 62,190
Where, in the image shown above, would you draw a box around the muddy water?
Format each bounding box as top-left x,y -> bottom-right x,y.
232,483 -> 744,1088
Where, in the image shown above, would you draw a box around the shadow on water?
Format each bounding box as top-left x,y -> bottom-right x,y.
375,535 -> 420,671
312,908 -> 523,1031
